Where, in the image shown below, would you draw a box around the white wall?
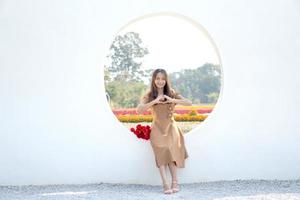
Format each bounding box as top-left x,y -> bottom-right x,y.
0,0 -> 299,186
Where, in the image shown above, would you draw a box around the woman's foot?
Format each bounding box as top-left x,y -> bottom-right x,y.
163,182 -> 173,194
171,180 -> 179,193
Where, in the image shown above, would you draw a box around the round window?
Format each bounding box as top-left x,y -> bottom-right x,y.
103,12 -> 223,134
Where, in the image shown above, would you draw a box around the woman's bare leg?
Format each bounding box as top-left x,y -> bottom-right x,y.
168,161 -> 179,192
158,164 -> 169,183
168,161 -> 178,182
159,164 -> 172,194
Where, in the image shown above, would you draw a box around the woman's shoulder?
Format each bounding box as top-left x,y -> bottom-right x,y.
170,88 -> 179,95
140,91 -> 151,103
170,88 -> 181,99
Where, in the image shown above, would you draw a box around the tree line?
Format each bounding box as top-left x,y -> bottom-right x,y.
104,32 -> 221,108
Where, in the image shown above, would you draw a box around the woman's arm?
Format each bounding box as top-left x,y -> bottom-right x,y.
137,100 -> 156,115
137,95 -> 162,115
164,94 -> 192,106
173,95 -> 192,106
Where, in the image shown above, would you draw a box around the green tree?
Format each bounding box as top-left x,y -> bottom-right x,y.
106,32 -> 149,82
169,63 -> 221,104
106,80 -> 148,108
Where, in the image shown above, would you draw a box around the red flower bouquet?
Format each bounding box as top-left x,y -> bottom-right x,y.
130,124 -> 151,140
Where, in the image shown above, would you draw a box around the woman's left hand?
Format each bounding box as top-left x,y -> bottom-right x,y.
163,95 -> 176,103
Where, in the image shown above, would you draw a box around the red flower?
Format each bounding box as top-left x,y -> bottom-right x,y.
130,124 -> 151,140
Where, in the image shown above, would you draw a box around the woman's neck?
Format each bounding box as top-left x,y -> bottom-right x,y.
157,88 -> 164,95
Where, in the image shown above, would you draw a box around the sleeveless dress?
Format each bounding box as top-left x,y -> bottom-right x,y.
142,93 -> 189,168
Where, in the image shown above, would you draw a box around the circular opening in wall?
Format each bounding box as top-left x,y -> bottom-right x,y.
103,12 -> 223,135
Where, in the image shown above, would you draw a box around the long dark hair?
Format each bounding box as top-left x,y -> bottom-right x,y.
142,68 -> 177,103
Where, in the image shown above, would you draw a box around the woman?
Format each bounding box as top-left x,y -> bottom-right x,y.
137,68 -> 192,194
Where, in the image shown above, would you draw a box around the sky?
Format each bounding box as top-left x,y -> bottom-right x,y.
113,13 -> 220,75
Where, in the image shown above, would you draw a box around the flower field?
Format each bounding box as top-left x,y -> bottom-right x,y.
113,104 -> 214,123
113,104 -> 213,116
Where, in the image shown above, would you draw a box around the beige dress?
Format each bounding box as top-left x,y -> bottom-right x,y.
143,93 -> 189,168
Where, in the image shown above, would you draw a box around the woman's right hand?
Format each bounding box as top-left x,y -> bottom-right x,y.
153,94 -> 166,104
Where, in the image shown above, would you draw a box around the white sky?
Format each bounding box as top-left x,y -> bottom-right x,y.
116,14 -> 220,74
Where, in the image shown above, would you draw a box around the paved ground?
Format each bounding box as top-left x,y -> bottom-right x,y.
1,179 -> 300,200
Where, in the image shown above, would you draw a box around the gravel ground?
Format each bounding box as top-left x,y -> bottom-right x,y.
0,180 -> 300,200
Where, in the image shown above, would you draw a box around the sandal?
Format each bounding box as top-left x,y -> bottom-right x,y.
163,182 -> 173,194
171,181 -> 179,193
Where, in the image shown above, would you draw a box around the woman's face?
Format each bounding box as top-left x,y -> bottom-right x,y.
154,72 -> 166,89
